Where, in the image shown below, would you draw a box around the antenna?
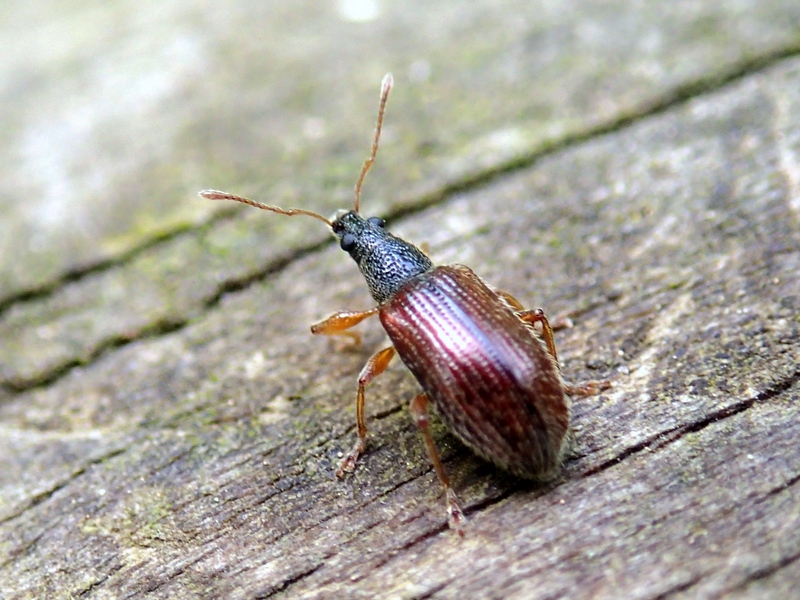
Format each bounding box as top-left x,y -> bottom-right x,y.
353,73 -> 393,213
199,190 -> 332,226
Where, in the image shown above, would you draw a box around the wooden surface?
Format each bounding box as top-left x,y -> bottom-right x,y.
1,1 -> 799,598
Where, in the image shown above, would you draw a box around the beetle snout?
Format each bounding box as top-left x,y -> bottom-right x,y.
329,209 -> 353,231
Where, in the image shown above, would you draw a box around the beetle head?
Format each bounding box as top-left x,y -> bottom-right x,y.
331,209 -> 432,304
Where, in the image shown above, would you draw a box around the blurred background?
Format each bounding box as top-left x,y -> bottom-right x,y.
4,0 -> 797,303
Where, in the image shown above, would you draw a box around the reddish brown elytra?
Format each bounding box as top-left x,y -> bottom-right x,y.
201,73 -> 610,535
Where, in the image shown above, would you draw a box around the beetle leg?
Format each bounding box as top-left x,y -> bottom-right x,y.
518,308 -> 612,397
311,307 -> 379,348
517,308 -> 612,396
495,289 -> 573,329
517,308 -> 560,365
336,345 -> 396,477
494,289 -> 525,311
409,392 -> 466,536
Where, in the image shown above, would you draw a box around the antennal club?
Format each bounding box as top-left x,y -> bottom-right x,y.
199,190 -> 332,227
353,73 -> 393,213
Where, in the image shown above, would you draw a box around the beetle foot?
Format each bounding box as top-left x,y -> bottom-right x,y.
564,379 -> 612,398
446,488 -> 466,537
335,438 -> 366,477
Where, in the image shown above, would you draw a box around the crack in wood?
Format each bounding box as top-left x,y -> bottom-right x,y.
651,572 -> 708,599
342,524 -> 451,587
253,563 -> 323,599
0,447 -> 127,525
0,46 -> 800,404
728,549 -> 800,589
75,561 -> 124,597
759,471 -> 800,502
582,367 -> 800,478
1,317 -> 188,394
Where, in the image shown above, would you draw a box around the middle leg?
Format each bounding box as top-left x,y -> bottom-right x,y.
495,288 -> 574,328
517,307 -> 560,365
518,307 -> 612,396
336,345 -> 396,477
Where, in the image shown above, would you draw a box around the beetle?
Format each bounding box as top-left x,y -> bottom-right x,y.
201,74 -> 609,535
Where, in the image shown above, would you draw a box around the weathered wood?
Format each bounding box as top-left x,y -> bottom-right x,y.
1,1 -> 799,599
3,0 -> 800,392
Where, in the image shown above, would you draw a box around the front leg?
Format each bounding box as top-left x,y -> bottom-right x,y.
310,307 -> 396,475
310,307 -> 379,347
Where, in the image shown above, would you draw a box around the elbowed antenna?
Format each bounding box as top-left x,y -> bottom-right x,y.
199,190 -> 332,227
353,73 -> 393,214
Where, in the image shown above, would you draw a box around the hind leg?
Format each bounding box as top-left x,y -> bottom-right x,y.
409,392 -> 466,536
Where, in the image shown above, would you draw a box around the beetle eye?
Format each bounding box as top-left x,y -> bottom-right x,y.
367,216 -> 385,228
340,233 -> 357,252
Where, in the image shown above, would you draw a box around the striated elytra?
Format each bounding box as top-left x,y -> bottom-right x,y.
201,74 -> 609,535
381,265 -> 569,480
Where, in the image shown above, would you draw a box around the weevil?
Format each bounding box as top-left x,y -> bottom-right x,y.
201,74 -> 610,535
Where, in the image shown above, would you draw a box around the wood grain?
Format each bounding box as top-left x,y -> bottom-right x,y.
1,2 -> 799,598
